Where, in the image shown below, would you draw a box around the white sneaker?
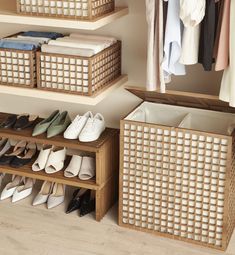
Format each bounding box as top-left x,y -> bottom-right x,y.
64,112 -> 93,140
45,147 -> 67,174
79,113 -> 105,142
33,181 -> 54,206
64,155 -> 82,178
32,145 -> 53,172
12,178 -> 35,203
0,175 -> 23,200
47,183 -> 65,209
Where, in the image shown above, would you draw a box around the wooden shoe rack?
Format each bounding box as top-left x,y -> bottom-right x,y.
0,112 -> 119,221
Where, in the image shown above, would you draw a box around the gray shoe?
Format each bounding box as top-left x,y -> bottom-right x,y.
47,111 -> 71,138
32,110 -> 60,137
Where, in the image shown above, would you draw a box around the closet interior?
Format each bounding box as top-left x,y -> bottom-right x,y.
0,0 -> 234,253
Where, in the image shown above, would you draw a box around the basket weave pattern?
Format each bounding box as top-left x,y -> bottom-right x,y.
37,41 -> 121,96
119,120 -> 235,250
0,49 -> 36,87
225,135 -> 235,247
17,0 -> 115,20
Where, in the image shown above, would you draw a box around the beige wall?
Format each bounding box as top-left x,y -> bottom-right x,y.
0,0 -> 223,128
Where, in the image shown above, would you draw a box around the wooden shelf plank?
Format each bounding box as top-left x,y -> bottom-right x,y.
0,75 -> 128,106
0,113 -> 119,153
0,4 -> 129,30
0,162 -> 99,190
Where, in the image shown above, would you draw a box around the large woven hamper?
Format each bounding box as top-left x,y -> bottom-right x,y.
36,41 -> 121,96
17,0 -> 115,20
119,87 -> 235,251
0,48 -> 37,88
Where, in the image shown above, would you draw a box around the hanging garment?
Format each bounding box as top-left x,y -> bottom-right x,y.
145,0 -> 165,92
198,0 -> 220,71
157,0 -> 166,92
215,0 -> 231,71
179,0 -> 206,65
162,0 -> 185,83
219,0 -> 235,106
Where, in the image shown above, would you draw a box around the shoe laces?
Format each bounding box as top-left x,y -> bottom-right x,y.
85,118 -> 96,131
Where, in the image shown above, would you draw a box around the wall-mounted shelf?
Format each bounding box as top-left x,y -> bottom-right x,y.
0,75 -> 128,105
0,1 -> 129,30
0,112 -> 119,221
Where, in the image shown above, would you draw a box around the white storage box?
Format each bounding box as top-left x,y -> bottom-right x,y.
119,87 -> 235,251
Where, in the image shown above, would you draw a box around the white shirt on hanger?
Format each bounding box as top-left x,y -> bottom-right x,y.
179,0 -> 206,65
162,0 -> 186,83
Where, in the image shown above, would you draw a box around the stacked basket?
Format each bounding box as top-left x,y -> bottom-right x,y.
17,0 -> 115,20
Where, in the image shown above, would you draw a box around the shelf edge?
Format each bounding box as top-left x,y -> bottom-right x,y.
0,75 -> 128,105
0,7 -> 129,30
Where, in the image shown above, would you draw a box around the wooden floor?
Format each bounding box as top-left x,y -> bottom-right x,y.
0,179 -> 235,255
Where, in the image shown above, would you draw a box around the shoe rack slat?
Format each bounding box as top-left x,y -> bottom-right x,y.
0,112 -> 119,221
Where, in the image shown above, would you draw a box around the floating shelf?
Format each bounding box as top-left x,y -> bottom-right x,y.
0,1 -> 129,30
0,112 -> 119,221
0,75 -> 128,106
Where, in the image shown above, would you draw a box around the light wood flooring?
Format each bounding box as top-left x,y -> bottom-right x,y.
0,178 -> 235,255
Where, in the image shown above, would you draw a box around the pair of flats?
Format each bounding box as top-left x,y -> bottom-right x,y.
64,111 -> 105,142
32,110 -> 71,138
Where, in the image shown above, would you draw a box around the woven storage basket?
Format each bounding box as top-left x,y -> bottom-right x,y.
0,48 -> 37,88
119,87 -> 235,251
37,41 -> 121,96
17,0 -> 115,20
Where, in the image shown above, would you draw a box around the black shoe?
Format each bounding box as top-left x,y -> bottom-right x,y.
79,190 -> 95,217
0,154 -> 15,165
0,141 -> 27,166
13,115 -> 38,130
66,189 -> 88,214
0,114 -> 17,129
10,142 -> 37,168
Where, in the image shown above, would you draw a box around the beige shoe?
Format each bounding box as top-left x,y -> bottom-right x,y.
47,183 -> 65,209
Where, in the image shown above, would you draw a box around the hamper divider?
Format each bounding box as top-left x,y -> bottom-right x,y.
177,110 -> 235,135
178,113 -> 191,128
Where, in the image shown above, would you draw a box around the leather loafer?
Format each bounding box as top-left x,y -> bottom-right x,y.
0,114 -> 17,129
13,115 -> 38,130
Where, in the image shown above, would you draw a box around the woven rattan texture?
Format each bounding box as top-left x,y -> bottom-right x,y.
37,41 -> 121,96
119,120 -> 234,250
0,49 -> 36,87
17,0 -> 115,20
226,134 -> 235,247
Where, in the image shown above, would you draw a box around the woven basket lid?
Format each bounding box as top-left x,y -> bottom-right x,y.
126,86 -> 235,114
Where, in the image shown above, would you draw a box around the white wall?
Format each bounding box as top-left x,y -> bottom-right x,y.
0,0 -> 223,128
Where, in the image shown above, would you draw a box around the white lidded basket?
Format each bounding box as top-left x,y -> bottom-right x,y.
119,87 -> 235,251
